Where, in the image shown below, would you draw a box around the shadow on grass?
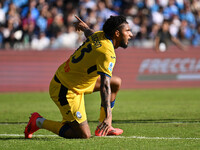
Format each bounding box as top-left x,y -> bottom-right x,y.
0,137 -> 25,140
90,118 -> 200,124
0,119 -> 199,125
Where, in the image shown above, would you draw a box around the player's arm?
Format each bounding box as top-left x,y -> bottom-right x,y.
97,73 -> 112,136
74,15 -> 94,38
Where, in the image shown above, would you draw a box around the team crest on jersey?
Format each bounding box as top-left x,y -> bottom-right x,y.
108,62 -> 114,72
76,111 -> 82,119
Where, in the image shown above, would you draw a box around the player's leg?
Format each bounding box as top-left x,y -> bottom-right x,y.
93,75 -> 122,102
46,78 -> 91,138
93,75 -> 123,136
24,76 -> 91,139
25,113 -> 91,139
94,75 -> 121,123
61,120 -> 91,138
41,119 -> 91,139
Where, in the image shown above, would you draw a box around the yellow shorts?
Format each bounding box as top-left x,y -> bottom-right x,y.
49,76 -> 87,124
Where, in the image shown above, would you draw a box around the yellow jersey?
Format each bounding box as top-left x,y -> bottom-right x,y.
55,31 -> 116,94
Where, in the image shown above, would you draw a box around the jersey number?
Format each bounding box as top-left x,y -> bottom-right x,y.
64,59 -> 70,72
72,39 -> 92,63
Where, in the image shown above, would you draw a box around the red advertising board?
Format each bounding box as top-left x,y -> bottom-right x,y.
0,50 -> 73,92
114,46 -> 200,89
0,46 -> 200,92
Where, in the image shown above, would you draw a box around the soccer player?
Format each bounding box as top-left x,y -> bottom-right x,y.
24,15 -> 133,139
74,15 -> 124,136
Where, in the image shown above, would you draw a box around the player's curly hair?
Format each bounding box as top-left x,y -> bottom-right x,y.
103,15 -> 128,38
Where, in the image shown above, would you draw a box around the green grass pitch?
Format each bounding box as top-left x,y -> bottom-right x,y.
0,88 -> 200,150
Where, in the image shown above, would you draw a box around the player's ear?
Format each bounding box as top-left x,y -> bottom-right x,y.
115,30 -> 120,38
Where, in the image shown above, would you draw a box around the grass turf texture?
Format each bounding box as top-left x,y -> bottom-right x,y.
0,88 -> 200,149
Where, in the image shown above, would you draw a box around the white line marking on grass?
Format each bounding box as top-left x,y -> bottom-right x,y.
1,134 -> 200,140
104,136 -> 200,140
0,134 -> 58,137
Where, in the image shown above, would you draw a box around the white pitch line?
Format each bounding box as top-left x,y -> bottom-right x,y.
0,134 -> 57,137
0,134 -> 200,140
104,136 -> 200,140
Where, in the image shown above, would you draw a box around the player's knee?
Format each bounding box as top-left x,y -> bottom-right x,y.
111,76 -> 122,92
74,121 -> 91,139
59,123 -> 72,138
81,132 -> 91,139
59,123 -> 91,139
116,77 -> 122,89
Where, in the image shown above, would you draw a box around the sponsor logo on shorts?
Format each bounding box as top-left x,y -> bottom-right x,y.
76,111 -> 82,119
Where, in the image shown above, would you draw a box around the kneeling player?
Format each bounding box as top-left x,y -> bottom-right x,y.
24,15 -> 133,138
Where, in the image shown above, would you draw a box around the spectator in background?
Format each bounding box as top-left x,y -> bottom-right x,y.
149,23 -> 160,39
176,0 -> 184,10
135,24 -> 148,41
192,24 -> 200,46
63,2 -> 76,27
31,32 -> 50,50
46,5 -> 57,30
22,21 -> 37,48
47,13 -> 64,38
190,0 -> 200,14
51,24 -> 79,49
80,0 -> 97,10
196,10 -> 200,25
21,0 -> 39,20
150,0 -> 160,12
0,0 -> 200,50
36,8 -> 48,32
84,8 -> 95,25
178,20 -> 194,44
3,2 -> 22,49
130,15 -> 141,37
97,0 -> 118,21
3,19 -> 16,49
64,5 -> 77,27
21,10 -> 37,48
111,0 -> 122,14
163,0 -> 179,20
180,2 -> 196,27
6,3 -> 21,30
0,2 -> 6,25
54,0 -> 63,14
37,0 -> 47,12
152,6 -> 164,26
158,0 -> 168,8
134,23 -> 153,48
155,20 -> 185,52
0,25 -> 3,48
2,0 -> 11,14
169,15 -> 181,37
12,0 -> 28,8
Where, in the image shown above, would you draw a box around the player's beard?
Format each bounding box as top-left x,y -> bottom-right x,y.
120,39 -> 128,49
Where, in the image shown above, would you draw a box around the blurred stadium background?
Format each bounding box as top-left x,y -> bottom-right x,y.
1,0 -> 200,92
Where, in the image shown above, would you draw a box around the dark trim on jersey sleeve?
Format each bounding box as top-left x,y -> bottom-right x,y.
97,71 -> 111,78
87,65 -> 97,74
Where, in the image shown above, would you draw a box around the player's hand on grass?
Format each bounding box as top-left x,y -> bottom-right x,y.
74,15 -> 90,32
96,118 -> 111,136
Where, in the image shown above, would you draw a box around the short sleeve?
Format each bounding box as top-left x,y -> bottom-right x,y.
96,52 -> 116,77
